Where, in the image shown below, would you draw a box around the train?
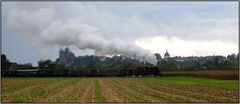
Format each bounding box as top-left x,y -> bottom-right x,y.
1,66 -> 161,77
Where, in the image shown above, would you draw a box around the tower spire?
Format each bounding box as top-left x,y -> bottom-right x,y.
164,49 -> 170,59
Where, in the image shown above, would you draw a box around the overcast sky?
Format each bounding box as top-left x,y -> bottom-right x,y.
2,2 -> 238,66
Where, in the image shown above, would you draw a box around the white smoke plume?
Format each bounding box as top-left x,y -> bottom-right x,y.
7,7 -> 157,64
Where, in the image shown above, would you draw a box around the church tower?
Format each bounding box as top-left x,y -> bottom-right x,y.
164,50 -> 170,59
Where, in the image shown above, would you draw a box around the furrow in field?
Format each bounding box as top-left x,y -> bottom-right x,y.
137,79 -> 214,102
64,78 -> 91,102
184,85 -> 238,99
49,78 -> 81,102
170,84 -> 238,102
3,85 -> 42,102
34,78 -> 80,102
33,78 -> 78,102
105,78 -> 160,102
112,78 -> 164,102
136,78 -> 205,102
117,78 -> 196,102
144,78 -> 238,99
98,78 -> 125,102
2,78 -> 59,102
127,78 -> 196,102
103,78 -> 137,102
127,78 -> 208,102
2,77 -> 238,103
156,80 -> 238,99
2,78 -> 45,93
137,78 -> 238,102
85,78 -> 96,102
148,79 -> 238,102
9,78 -> 68,102
2,78 -> 29,89
103,79 -> 134,102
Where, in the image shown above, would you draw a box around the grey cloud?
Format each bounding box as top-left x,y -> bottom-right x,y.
5,2 -> 237,63
7,6 -> 157,64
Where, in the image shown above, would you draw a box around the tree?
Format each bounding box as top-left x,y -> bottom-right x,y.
1,54 -> 7,61
227,53 -> 237,60
160,60 -> 175,71
1,54 -> 12,70
38,59 -> 53,69
38,59 -> 67,70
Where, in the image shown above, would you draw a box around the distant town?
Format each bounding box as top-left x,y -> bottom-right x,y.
2,47 -> 238,72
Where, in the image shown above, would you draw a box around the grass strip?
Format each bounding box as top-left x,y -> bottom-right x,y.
95,79 -> 106,103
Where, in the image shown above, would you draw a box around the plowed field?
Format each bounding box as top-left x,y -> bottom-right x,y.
1,77 -> 239,103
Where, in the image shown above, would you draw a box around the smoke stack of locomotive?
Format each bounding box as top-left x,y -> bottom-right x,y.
154,53 -> 162,67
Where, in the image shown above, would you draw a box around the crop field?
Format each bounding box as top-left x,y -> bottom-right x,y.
1,77 -> 239,103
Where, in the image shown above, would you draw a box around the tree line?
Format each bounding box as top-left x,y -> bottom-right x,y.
1,53 -> 238,71
159,54 -> 239,71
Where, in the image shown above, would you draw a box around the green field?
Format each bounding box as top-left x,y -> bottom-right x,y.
1,77 -> 239,103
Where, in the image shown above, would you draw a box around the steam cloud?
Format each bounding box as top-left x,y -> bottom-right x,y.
7,7 -> 157,64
